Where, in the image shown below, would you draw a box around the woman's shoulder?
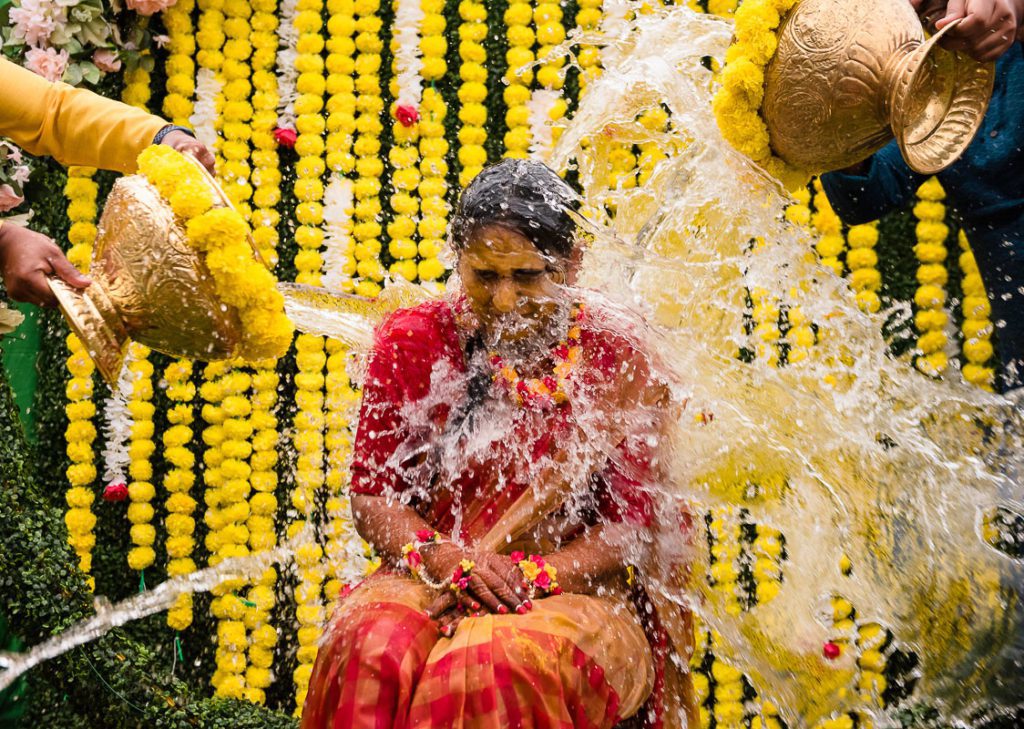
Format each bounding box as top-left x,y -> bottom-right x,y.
579,297 -> 654,359
372,298 -> 460,360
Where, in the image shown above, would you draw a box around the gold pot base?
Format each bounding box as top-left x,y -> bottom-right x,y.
895,21 -> 995,174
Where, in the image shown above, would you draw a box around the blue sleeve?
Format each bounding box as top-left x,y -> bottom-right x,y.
819,142 -> 926,225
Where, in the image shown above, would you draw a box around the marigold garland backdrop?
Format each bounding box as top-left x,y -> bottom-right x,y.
0,0 -> 1005,727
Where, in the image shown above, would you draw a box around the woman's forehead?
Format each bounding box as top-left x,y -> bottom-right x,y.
463,225 -> 550,264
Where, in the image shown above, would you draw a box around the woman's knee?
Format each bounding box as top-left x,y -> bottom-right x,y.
336,601 -> 438,675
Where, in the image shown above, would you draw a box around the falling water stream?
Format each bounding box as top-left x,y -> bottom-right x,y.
1,5 -> 1020,727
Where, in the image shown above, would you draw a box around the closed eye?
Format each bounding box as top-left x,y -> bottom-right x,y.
473,269 -> 499,282
513,269 -> 546,282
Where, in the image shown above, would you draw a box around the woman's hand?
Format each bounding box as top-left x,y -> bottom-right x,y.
0,223 -> 90,307
423,546 -> 528,614
423,547 -> 531,636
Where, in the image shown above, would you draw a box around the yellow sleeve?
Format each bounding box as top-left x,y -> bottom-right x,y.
0,57 -> 168,174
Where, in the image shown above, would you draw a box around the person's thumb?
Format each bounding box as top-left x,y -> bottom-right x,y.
935,0 -> 968,28
50,252 -> 91,289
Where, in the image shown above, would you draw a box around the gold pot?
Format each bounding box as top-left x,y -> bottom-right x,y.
763,0 -> 996,174
49,157 -> 253,386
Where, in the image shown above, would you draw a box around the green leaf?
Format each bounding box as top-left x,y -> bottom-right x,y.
80,61 -> 100,86
61,63 -> 83,87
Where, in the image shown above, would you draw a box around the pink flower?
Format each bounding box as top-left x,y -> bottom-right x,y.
405,551 -> 423,569
534,571 -> 551,590
415,529 -> 435,543
9,0 -> 66,48
510,551 -> 525,563
102,482 -> 129,502
125,0 -> 177,16
395,104 -> 419,127
24,46 -> 69,83
11,166 -> 30,185
273,127 -> 297,148
0,185 -> 25,213
91,49 -> 121,73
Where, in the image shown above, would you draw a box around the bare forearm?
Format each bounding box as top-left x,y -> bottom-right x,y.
545,526 -> 639,595
351,494 -> 440,567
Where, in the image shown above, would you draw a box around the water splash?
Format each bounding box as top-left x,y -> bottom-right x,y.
5,5 -> 1021,726
548,4 -> 1023,725
0,528 -> 312,694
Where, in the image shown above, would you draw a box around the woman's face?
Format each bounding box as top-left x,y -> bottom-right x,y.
457,224 -> 573,346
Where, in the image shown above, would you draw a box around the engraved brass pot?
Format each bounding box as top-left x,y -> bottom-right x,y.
49,159 -> 251,386
762,0 -> 996,175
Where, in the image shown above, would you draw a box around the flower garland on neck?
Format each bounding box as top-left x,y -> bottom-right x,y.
351,0 -> 386,297
912,178 -> 950,377
712,0 -> 809,191
457,0 -> 488,187
958,231 -> 996,390
504,0 -> 534,159
63,165 -> 99,591
490,304 -> 584,408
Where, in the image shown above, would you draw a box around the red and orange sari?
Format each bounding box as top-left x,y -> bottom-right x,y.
302,298 -> 696,729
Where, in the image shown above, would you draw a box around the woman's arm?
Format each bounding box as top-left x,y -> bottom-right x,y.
543,525 -> 639,595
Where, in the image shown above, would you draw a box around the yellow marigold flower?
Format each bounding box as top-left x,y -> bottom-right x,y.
964,338 -> 994,364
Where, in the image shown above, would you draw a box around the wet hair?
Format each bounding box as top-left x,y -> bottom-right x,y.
449,158 -> 581,259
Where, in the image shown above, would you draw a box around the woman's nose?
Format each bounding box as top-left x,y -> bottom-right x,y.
492,278 -> 518,313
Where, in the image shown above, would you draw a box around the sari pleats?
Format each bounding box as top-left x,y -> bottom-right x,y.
301,574 -> 654,729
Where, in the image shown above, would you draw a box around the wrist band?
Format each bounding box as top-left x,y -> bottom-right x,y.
400,529 -> 450,590
449,559 -> 475,594
153,124 -> 197,145
511,551 -> 561,597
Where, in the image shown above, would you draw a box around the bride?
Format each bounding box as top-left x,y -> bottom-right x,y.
301,159 -> 698,729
